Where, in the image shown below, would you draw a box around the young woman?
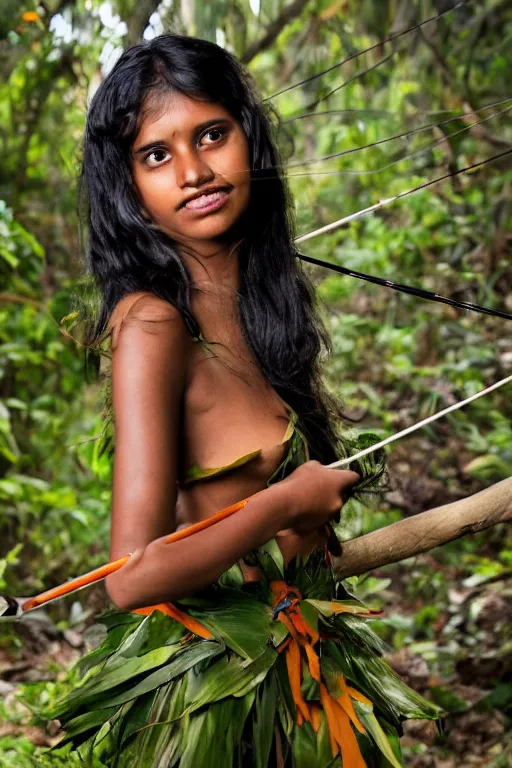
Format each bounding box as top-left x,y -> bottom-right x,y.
46,33 -> 442,767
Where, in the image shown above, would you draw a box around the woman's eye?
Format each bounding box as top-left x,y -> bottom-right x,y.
201,127 -> 226,144
144,149 -> 170,167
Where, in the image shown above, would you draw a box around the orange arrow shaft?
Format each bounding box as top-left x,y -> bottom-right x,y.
21,496 -> 252,613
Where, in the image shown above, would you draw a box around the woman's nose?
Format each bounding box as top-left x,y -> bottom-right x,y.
175,148 -> 215,189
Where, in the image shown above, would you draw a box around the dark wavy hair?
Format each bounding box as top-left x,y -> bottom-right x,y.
68,32 -> 382,485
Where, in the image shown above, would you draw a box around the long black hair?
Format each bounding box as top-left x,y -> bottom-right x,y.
70,33 -> 372,473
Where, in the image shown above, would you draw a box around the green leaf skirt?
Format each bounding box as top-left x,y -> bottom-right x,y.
43,540 -> 444,767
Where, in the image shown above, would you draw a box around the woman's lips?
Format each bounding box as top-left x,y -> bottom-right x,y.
183,189 -> 230,213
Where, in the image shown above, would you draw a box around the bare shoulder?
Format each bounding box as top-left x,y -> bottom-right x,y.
108,291 -> 189,351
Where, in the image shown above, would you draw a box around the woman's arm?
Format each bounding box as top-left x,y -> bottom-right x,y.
108,481 -> 298,610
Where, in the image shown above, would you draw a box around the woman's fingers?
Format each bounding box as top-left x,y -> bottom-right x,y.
335,469 -> 360,487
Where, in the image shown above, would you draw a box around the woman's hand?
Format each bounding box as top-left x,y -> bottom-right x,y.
279,461 -> 360,536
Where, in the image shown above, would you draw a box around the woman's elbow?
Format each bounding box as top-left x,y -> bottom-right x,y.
105,573 -> 135,611
105,547 -> 147,611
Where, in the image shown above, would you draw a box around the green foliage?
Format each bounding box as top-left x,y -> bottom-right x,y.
0,200 -> 111,597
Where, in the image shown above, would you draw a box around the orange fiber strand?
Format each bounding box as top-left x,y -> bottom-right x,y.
277,608 -> 321,683
277,610 -> 302,645
334,698 -> 368,768
336,674 -> 367,734
329,601 -> 384,616
270,584 -> 322,687
327,725 -> 338,757
300,609 -> 320,645
303,640 -> 321,682
272,582 -> 301,601
133,602 -> 213,639
289,607 -> 310,637
347,686 -> 374,708
277,637 -> 292,654
310,703 -> 323,734
133,605 -> 160,616
285,639 -> 311,724
320,683 -> 341,758
270,580 -> 289,601
288,586 -> 302,600
320,683 -> 368,768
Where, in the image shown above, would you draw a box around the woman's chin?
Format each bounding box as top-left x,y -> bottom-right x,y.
180,217 -> 242,244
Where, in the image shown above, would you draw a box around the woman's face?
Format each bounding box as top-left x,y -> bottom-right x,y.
131,91 -> 251,250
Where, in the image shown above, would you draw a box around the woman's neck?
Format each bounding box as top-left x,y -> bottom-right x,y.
179,239 -> 241,294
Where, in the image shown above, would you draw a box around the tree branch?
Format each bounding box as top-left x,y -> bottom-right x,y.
241,0 -> 310,65
333,477 -> 512,578
124,0 -> 161,49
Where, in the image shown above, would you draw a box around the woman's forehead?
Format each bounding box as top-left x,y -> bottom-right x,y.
135,92 -> 232,141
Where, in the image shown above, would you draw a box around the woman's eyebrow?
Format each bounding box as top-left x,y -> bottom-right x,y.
133,117 -> 232,155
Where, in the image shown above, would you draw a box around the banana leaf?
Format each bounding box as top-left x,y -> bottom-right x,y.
178,690 -> 256,768
354,702 -> 404,768
182,589 -> 273,660
76,700 -> 138,765
55,707 -> 118,745
248,537 -> 285,581
253,673 -> 278,768
48,641 -> 187,719
274,657 -> 296,738
114,676 -> 188,767
71,613 -> 158,692
292,716 -> 339,768
91,639 -> 222,710
183,646 -> 277,715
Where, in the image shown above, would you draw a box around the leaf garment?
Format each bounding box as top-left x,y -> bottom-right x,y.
38,410 -> 444,767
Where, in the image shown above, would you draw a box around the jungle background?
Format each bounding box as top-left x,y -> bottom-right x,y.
0,0 -> 511,765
